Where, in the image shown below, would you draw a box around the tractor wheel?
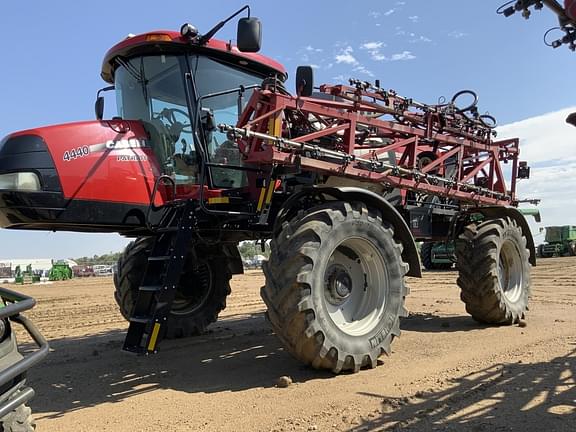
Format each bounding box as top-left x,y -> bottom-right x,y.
261,201 -> 409,373
420,242 -> 435,270
455,217 -> 531,324
421,243 -> 452,270
114,237 -> 232,338
538,244 -> 552,258
0,401 -> 35,432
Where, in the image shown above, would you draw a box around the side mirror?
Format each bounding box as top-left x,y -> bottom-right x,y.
295,66 -> 314,97
237,17 -> 261,52
95,97 -> 105,121
95,85 -> 115,121
566,112 -> 576,128
517,161 -> 531,179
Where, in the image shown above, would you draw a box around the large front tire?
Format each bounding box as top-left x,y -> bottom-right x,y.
262,201 -> 409,373
455,217 -> 531,324
114,238 -> 232,338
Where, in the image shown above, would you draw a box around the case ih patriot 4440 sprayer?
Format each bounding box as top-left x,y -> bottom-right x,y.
0,5 -> 547,378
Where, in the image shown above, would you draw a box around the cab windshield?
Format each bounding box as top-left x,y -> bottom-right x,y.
114,54 -> 263,187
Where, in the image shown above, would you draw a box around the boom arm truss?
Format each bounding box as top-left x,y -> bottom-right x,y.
221,80 -> 526,207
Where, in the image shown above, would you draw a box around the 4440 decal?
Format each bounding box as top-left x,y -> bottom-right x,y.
63,146 -> 89,162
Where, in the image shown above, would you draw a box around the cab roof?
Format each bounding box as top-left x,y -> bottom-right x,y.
101,30 -> 287,83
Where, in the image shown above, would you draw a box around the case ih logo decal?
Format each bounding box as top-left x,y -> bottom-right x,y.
64,139 -> 149,162
105,138 -> 147,149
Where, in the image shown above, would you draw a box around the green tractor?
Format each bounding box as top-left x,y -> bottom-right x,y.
538,226 -> 576,258
48,261 -> 73,281
14,265 -> 40,285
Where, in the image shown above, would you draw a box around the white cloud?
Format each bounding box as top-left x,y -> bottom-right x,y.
368,11 -> 381,19
497,107 -> 576,230
390,51 -> 416,61
299,45 -> 325,64
352,65 -> 374,77
384,9 -> 396,16
497,107 -> 576,172
371,52 -> 388,61
409,35 -> 432,43
408,15 -> 419,23
360,41 -> 385,50
360,41 -> 388,61
448,30 -> 467,39
305,45 -> 323,53
335,46 -> 358,65
396,1 -> 406,5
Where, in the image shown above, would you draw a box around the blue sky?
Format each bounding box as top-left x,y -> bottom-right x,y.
0,1 -> 574,258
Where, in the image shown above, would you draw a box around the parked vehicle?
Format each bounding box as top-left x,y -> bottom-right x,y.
0,7 -> 538,373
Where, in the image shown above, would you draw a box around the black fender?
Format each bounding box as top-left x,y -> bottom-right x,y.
468,207 -> 537,266
274,186 -> 422,278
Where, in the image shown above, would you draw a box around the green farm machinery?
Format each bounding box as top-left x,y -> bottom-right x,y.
421,208 -> 541,270
14,265 -> 40,285
538,226 -> 576,257
420,242 -> 455,270
48,261 -> 73,281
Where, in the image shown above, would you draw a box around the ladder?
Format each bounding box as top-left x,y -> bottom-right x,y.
122,200 -> 196,354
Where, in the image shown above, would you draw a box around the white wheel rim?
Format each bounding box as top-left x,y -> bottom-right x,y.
498,239 -> 523,303
323,237 -> 388,336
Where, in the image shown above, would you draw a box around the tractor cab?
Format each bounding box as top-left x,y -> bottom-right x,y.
100,9 -> 286,195
112,53 -> 262,189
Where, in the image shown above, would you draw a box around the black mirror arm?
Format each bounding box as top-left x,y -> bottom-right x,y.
199,5 -> 250,45
97,85 -> 115,99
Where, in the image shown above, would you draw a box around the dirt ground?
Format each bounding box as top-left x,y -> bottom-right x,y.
11,257 -> 576,431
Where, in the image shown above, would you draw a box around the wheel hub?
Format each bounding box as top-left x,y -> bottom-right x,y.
326,265 -> 353,305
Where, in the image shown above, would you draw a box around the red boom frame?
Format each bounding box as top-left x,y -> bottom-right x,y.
228,82 -> 522,207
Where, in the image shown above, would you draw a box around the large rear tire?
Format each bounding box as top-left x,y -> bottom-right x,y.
114,237 -> 232,338
455,217 -> 530,324
261,201 -> 409,373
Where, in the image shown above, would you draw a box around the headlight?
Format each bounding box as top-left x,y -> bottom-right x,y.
0,172 -> 41,191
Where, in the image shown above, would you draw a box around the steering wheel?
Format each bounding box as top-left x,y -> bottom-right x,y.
155,107 -> 192,133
